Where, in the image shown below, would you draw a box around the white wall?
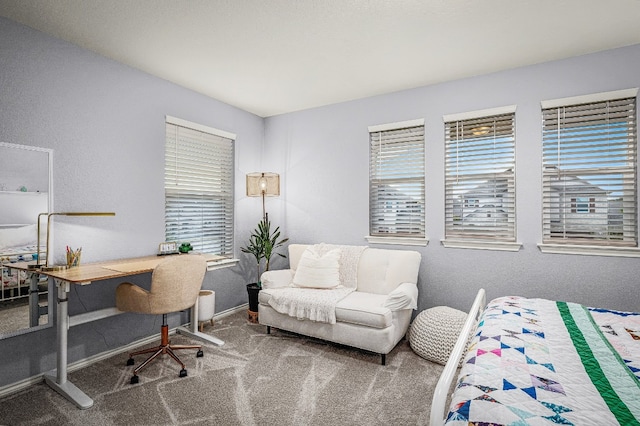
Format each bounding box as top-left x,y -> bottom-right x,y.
263,43 -> 640,313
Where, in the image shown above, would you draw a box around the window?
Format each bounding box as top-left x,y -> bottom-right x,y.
541,89 -> 638,251
442,106 -> 518,250
367,119 -> 426,244
165,116 -> 235,256
571,197 -> 595,214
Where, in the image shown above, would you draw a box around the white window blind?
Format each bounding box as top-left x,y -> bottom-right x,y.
542,94 -> 637,246
444,111 -> 516,242
165,117 -> 235,256
369,120 -> 425,238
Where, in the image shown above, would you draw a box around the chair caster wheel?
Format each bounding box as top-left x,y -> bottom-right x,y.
130,375 -> 139,384
179,369 -> 188,378
196,350 -> 203,357
126,358 -> 135,366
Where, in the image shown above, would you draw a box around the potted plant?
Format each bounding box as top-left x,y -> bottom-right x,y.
241,217 -> 288,315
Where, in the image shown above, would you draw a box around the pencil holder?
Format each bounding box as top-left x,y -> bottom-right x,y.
66,247 -> 82,268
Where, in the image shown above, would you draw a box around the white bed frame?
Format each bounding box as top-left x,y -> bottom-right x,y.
429,288 -> 486,426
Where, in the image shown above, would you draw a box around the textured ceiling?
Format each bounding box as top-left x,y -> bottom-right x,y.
2,0 -> 640,117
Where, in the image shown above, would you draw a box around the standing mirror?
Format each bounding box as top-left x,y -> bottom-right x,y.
0,142 -> 53,338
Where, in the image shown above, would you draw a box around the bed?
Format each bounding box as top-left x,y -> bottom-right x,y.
430,288 -> 640,425
0,191 -> 48,302
1,225 -> 43,302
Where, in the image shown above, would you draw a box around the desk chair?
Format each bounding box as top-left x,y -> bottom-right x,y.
116,255 -> 207,384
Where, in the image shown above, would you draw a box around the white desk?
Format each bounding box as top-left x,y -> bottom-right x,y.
9,254 -> 225,409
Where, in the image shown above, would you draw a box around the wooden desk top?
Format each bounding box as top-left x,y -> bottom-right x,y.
6,253 -> 225,285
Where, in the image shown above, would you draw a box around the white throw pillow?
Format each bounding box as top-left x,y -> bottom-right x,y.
292,247 -> 341,289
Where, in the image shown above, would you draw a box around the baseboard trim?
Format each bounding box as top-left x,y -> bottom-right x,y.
0,304 -> 248,399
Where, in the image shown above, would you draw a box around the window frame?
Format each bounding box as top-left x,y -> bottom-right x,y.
164,115 -> 237,266
441,105 -> 522,252
366,118 -> 428,246
538,88 -> 640,258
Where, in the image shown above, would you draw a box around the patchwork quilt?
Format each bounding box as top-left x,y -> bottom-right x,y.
445,296 -> 640,425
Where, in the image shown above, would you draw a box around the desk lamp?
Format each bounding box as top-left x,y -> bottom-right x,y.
29,212 -> 50,270
29,212 -> 115,270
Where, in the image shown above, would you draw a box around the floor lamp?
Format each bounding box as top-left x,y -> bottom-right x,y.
246,172 -> 280,220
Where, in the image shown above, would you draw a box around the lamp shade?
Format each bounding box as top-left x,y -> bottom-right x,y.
246,172 -> 279,197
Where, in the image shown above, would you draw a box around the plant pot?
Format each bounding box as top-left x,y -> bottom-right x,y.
246,283 -> 261,312
197,290 -> 215,331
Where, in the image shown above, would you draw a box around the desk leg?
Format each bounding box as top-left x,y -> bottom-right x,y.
28,272 -> 40,327
43,278 -> 93,409
176,297 -> 224,347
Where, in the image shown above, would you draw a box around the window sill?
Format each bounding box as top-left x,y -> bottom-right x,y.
365,236 -> 429,247
537,244 -> 640,258
206,258 -> 239,271
441,239 -> 523,252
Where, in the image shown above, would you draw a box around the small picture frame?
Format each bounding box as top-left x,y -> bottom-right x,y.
158,242 -> 178,256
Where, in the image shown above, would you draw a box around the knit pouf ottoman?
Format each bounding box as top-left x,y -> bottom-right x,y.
409,306 -> 467,365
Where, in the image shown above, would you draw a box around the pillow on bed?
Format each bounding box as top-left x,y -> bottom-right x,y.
0,224 -> 38,250
292,247 -> 341,289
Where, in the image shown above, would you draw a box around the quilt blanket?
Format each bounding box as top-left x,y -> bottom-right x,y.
445,297 -> 640,425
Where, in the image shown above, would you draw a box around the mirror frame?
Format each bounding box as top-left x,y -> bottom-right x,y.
0,142 -> 54,339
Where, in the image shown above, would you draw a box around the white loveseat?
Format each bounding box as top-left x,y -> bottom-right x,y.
258,243 -> 422,364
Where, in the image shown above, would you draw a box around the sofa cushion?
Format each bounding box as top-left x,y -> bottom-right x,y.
292,247 -> 340,289
335,292 -> 392,329
260,289 -> 393,329
357,248 -> 421,295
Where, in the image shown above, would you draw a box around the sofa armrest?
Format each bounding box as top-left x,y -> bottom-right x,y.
260,269 -> 294,289
383,282 -> 418,311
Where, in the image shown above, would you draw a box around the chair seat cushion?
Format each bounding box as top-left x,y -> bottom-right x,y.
408,306 -> 467,365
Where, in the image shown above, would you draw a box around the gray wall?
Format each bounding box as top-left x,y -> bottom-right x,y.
263,43 -> 640,315
0,18 -> 263,387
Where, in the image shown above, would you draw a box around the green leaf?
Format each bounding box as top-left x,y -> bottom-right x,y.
240,217 -> 289,280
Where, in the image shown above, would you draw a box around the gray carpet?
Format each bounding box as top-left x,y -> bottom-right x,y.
0,312 -> 445,425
